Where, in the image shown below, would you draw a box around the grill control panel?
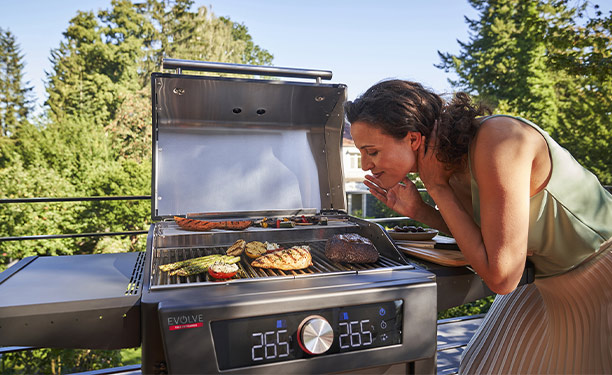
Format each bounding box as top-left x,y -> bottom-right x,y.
297,315 -> 334,355
210,300 -> 403,370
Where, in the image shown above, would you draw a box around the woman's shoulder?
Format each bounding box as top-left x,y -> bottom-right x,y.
470,115 -> 548,179
474,115 -> 538,148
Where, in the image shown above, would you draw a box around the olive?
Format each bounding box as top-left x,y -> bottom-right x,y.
416,227 -> 425,232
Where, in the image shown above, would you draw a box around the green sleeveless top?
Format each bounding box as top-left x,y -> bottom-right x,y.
469,115 -> 612,277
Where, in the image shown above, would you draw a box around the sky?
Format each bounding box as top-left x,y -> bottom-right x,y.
0,0 -> 480,113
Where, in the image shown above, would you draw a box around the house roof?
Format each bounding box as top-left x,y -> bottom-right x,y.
342,121 -> 354,147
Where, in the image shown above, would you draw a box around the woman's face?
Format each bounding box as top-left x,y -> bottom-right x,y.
350,121 -> 422,189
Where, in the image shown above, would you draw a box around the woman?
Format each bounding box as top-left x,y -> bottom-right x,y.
345,79 -> 612,374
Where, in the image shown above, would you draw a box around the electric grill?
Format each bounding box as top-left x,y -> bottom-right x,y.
0,59 -> 439,374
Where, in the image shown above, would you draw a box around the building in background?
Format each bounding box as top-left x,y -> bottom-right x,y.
342,126 -> 370,217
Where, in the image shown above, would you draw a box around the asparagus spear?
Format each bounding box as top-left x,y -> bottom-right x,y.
159,254 -> 226,272
165,255 -> 240,276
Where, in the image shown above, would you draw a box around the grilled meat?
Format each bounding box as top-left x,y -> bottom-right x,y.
250,246 -> 312,270
174,216 -> 252,231
218,220 -> 253,230
174,216 -> 217,231
325,233 -> 379,263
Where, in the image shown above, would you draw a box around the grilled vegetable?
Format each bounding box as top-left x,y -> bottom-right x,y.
159,254 -> 225,272
160,254 -> 240,276
255,217 -> 295,228
250,246 -> 313,270
226,239 -> 246,256
170,255 -> 240,276
245,241 -> 267,258
208,261 -> 239,279
174,216 -> 252,231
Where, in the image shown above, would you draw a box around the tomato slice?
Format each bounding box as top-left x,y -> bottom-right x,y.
208,268 -> 237,279
208,262 -> 239,279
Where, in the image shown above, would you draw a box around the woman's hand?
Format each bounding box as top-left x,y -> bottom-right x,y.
363,174 -> 425,217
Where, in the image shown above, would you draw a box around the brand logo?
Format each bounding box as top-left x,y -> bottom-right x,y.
167,314 -> 204,331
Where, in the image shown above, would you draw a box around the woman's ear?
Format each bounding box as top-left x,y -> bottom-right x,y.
405,131 -> 423,151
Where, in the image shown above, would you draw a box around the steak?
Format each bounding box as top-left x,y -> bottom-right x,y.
325,233 -> 379,263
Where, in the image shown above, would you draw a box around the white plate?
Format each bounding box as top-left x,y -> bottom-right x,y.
388,229 -> 439,241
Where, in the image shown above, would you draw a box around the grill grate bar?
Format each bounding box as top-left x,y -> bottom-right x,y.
152,239 -> 407,288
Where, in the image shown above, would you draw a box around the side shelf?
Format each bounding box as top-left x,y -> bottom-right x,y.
0,252 -> 144,349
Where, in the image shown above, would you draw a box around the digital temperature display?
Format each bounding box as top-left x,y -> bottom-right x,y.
211,300 -> 403,370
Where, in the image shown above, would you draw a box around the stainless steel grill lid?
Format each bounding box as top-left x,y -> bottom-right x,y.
151,61 -> 347,220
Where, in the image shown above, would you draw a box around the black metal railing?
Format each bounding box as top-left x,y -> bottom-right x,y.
0,195 -> 150,373
0,196 -> 151,242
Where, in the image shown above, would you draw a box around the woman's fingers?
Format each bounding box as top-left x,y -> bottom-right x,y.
363,175 -> 390,203
364,174 -> 382,185
364,179 -> 386,199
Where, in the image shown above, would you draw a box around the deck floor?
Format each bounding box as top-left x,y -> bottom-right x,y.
436,314 -> 484,375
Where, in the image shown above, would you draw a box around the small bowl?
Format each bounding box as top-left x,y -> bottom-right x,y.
388,229 -> 439,241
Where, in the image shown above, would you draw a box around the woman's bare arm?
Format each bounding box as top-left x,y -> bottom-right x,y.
421,117 -> 541,294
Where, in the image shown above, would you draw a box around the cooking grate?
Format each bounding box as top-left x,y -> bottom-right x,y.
151,240 -> 412,289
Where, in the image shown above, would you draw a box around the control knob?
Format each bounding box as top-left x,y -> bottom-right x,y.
297,315 -> 334,355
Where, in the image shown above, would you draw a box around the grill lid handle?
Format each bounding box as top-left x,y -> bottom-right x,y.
162,58 -> 333,82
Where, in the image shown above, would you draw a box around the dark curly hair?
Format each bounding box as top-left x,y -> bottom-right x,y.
344,80 -> 491,169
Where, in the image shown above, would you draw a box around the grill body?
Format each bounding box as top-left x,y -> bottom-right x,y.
141,216 -> 437,374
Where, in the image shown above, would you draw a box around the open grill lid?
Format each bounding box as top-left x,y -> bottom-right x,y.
152,59 -> 347,221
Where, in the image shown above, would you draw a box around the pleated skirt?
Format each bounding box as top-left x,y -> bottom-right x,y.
459,238 -> 612,374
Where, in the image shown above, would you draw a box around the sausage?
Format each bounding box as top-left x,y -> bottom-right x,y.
219,220 -> 252,230
174,217 -> 252,231
174,216 -> 217,231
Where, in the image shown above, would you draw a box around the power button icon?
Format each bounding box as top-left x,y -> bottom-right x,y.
379,307 -> 386,316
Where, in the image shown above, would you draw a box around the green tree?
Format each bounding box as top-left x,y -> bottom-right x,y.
437,0 -> 612,183
1,348 -> 122,375
546,4 -> 612,183
45,0 -> 153,126
1,1 -> 276,370
437,0 -> 575,132
0,28 -> 33,136
220,17 -> 274,66
141,0 -> 273,80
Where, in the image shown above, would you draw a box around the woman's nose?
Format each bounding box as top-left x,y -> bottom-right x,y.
361,155 -> 373,171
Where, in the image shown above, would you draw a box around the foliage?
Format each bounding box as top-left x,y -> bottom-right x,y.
0,28 -> 33,137
1,2 -> 273,370
546,3 -> 612,183
438,295 -> 495,320
0,157 -> 82,267
220,16 -> 274,66
45,1 -> 153,126
1,349 -> 122,375
437,0 -> 612,184
0,0 -> 273,269
140,0 -> 273,84
120,348 -> 141,365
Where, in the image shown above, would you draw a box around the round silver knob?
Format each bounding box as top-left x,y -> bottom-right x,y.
297,315 -> 334,355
